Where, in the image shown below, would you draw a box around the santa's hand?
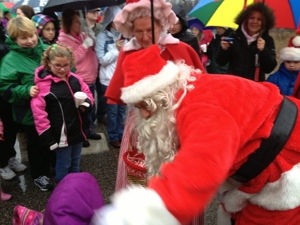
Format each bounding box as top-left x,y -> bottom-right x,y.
91,186 -> 180,225
83,37 -> 93,48
91,205 -> 125,225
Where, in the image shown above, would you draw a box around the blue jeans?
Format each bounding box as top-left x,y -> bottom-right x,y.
55,143 -> 82,182
107,103 -> 126,142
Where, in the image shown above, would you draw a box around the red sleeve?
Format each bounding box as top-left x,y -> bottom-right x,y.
105,50 -> 128,104
292,71 -> 300,98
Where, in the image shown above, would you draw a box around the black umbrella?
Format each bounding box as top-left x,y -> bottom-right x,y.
11,0 -> 49,14
43,0 -> 125,13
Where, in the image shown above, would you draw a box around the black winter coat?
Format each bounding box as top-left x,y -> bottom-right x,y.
216,28 -> 277,81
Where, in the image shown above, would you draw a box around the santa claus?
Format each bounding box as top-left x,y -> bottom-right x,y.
92,44 -> 300,225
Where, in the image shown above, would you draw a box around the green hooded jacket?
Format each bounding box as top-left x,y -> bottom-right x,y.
0,37 -> 47,125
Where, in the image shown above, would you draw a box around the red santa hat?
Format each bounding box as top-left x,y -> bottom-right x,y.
284,23 -> 300,61
280,26 -> 300,62
113,0 -> 177,38
121,45 -> 179,104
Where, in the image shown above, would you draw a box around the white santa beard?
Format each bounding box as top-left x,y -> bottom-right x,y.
135,105 -> 179,177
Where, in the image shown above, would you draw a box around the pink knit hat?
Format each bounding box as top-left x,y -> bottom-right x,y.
113,0 -> 177,38
32,14 -> 54,36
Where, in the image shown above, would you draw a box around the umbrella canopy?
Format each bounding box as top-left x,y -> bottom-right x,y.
189,0 -> 255,29
256,0 -> 300,29
43,0 -> 125,13
11,0 -> 48,14
0,2 -> 15,13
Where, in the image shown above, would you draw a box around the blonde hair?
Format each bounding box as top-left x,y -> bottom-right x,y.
41,44 -> 75,70
7,16 -> 36,40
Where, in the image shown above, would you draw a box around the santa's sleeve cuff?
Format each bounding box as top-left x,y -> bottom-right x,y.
92,186 -> 180,225
222,189 -> 253,213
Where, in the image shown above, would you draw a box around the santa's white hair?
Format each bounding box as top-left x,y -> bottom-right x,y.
133,62 -> 198,176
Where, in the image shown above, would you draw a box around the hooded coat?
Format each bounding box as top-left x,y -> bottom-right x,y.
57,30 -> 98,85
171,5 -> 201,58
267,62 -> 299,96
44,172 -> 105,225
216,2 -> 277,81
0,37 -> 47,125
95,6 -> 122,86
31,66 -> 93,148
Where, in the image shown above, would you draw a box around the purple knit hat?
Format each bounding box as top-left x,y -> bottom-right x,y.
32,14 -> 54,35
188,18 -> 204,31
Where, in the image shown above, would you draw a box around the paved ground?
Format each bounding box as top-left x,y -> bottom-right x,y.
1,122 -> 218,225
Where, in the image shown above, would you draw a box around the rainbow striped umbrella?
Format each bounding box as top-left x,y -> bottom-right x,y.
189,0 -> 255,29
0,2 -> 15,12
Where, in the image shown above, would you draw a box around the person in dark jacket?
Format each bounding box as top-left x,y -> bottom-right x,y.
216,2 -> 277,81
206,26 -> 234,74
169,5 -> 201,60
31,44 -> 94,182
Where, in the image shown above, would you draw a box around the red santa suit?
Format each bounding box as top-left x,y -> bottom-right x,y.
93,45 -> 300,225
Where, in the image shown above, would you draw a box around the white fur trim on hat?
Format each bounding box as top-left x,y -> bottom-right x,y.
280,47 -> 300,62
113,0 -> 177,38
121,61 -> 179,104
292,36 -> 300,47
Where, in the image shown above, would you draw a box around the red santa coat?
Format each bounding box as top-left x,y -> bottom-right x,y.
147,73 -> 300,225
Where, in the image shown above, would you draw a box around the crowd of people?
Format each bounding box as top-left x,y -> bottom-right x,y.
1,0 -> 300,225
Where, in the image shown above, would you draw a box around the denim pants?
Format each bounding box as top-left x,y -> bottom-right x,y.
107,103 -> 126,142
55,142 -> 82,182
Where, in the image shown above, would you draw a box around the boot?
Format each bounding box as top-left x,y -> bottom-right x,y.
1,190 -> 12,201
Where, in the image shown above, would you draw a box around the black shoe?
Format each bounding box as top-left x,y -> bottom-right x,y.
34,176 -> 54,192
110,140 -> 121,148
88,133 -> 102,140
83,140 -> 90,148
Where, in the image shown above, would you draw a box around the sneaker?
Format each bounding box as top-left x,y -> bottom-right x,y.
8,157 -> 27,172
0,166 -> 16,180
34,176 -> 54,192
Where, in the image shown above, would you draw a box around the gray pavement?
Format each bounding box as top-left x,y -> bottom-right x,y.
1,122 -> 218,225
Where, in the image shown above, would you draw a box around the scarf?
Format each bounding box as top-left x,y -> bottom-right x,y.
241,23 -> 260,45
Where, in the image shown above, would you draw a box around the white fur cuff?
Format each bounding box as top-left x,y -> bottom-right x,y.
111,186 -> 180,225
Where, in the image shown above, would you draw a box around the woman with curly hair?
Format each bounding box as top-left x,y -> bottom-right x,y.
216,2 -> 277,81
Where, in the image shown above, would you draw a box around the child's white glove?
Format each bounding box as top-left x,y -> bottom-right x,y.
83,37 -> 93,48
